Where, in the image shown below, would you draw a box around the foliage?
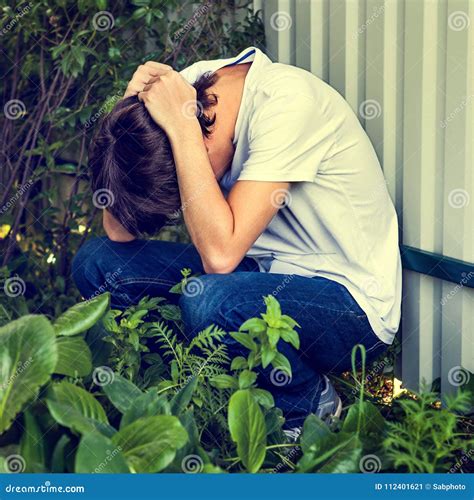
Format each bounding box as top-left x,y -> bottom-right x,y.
0,290 -> 472,474
383,389 -> 472,473
0,0 -> 265,319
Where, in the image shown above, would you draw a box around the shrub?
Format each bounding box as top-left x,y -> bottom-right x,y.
0,291 -> 471,474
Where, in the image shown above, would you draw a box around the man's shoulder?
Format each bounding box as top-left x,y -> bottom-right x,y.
252,61 -> 344,108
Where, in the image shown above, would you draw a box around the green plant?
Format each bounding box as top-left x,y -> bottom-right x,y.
0,0 -> 264,319
383,389 -> 473,473
0,289 -> 472,474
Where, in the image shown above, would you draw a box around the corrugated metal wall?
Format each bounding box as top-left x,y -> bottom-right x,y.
258,0 -> 473,394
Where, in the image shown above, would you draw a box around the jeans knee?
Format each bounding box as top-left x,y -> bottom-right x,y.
179,275 -> 230,333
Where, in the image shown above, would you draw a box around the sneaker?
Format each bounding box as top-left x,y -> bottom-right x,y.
283,375 -> 342,442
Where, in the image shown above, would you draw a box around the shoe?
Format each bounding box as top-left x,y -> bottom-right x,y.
283,375 -> 342,442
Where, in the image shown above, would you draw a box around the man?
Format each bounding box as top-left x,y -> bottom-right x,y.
73,47 -> 402,433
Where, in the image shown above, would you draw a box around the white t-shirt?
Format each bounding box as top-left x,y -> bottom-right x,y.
180,47 -> 402,344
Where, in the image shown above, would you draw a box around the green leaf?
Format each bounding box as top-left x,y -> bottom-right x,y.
239,370 -> 257,389
228,389 -> 266,473
102,374 -> 142,414
229,332 -> 257,352
0,315 -> 57,433
209,374 -> 238,390
51,435 -> 71,473
54,293 -> 110,336
261,344 -> 276,368
54,336 -> 92,377
266,327 -> 280,348
20,411 -> 45,472
262,295 -> 281,326
280,328 -> 300,350
239,318 -> 267,333
132,7 -> 148,20
46,381 -> 112,436
112,416 -> 188,473
318,435 -> 363,473
76,432 -> 130,473
297,432 -> 361,473
170,376 -> 197,415
271,352 -> 292,377
301,414 -> 331,454
343,401 -> 385,436
121,391 -> 171,428
230,356 -> 247,370
250,388 -> 275,409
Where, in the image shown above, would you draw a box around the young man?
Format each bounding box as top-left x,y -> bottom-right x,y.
73,47 -> 402,431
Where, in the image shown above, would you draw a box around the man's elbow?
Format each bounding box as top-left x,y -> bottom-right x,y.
202,252 -> 239,275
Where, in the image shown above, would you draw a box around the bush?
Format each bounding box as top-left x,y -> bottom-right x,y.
0,0 -> 264,319
0,289 -> 472,473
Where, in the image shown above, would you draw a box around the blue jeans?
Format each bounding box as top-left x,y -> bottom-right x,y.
72,237 -> 390,426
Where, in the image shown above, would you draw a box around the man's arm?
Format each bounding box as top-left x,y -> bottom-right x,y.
103,210 -> 136,242
169,120 -> 288,273
138,70 -> 289,274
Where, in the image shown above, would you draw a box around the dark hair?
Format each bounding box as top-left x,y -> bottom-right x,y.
89,71 -> 218,236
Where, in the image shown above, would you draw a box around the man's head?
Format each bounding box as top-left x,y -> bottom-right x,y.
89,72 -> 218,237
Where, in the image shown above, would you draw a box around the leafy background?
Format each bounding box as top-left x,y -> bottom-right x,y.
0,0 -> 264,320
0,0 -> 472,476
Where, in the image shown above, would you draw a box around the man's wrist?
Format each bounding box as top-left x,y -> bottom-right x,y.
167,116 -> 201,144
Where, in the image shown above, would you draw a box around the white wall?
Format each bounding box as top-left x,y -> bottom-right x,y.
261,0 -> 473,394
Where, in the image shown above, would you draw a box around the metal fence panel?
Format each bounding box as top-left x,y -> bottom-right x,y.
261,0 -> 473,394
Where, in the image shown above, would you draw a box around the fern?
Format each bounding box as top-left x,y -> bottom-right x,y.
383,388 -> 472,473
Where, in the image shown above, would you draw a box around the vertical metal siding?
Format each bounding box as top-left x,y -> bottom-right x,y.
261,0 -> 473,394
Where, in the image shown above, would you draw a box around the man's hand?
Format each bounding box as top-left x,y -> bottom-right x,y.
138,70 -> 198,136
124,61 -> 173,99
